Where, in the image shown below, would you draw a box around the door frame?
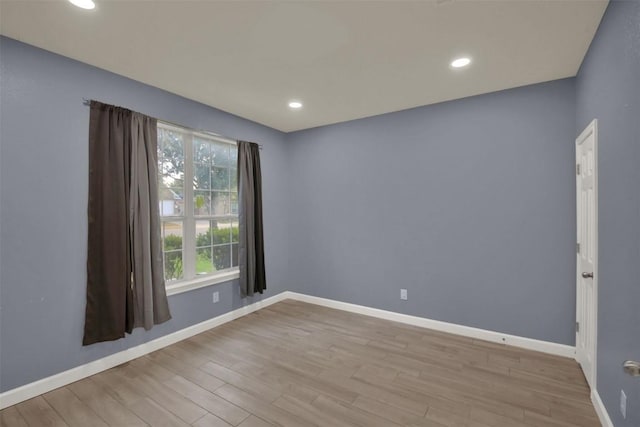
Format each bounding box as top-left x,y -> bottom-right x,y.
575,119 -> 598,389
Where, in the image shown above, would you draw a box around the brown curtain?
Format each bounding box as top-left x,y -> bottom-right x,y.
237,141 -> 266,297
130,113 -> 171,330
84,101 -> 171,346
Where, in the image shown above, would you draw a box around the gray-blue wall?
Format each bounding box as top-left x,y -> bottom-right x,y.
0,37 -> 289,392
286,78 -> 577,346
576,0 -> 640,425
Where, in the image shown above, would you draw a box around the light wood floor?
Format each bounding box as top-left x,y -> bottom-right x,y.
1,300 -> 600,427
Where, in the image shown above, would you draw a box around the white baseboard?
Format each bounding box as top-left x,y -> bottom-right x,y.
284,292 -> 576,359
0,292 -> 288,410
0,290 -> 578,410
592,389 -> 614,427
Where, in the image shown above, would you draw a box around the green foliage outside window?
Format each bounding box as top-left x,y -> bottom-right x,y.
163,227 -> 238,280
196,226 -> 238,270
163,234 -> 183,280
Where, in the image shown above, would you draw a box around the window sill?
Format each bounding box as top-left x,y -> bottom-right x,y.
166,269 -> 239,296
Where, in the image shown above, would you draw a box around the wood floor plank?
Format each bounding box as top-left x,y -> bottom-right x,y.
352,395 -> 424,425
199,361 -> 281,403
236,415 -> 274,427
163,376 -> 250,426
0,406 -> 28,427
213,384 -> 315,427
192,413 -> 233,427
163,342 -> 212,369
67,378 -> 147,427
406,417 -> 448,427
523,408 -> 598,427
187,334 -> 247,368
311,394 -> 404,427
469,406 -> 530,427
321,369 -> 429,416
112,366 -> 207,425
127,356 -> 175,382
15,396 -> 69,427
272,394 -> 353,427
91,368 -> 147,407
0,300 -> 600,427
43,387 -> 108,427
425,406 -> 470,427
128,398 -> 189,427
145,352 -> 226,393
227,361 -> 322,404
231,359 -> 357,404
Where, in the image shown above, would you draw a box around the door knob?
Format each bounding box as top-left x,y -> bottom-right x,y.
623,360 -> 640,377
582,272 -> 594,278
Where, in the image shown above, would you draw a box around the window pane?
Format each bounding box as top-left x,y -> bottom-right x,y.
211,219 -> 232,245
196,247 -> 214,275
193,138 -> 211,163
230,168 -> 237,190
212,143 -> 230,168
158,127 -> 185,219
211,167 -> 229,191
194,191 -> 211,216
230,145 -> 238,166
230,192 -> 238,215
162,221 -> 183,250
213,245 -> 231,270
211,191 -> 230,216
164,251 -> 183,281
232,243 -> 239,267
159,130 -> 184,180
159,129 -> 184,158
159,186 -> 184,216
160,163 -> 184,188
231,220 -> 239,243
194,164 -> 211,190
195,220 -> 211,248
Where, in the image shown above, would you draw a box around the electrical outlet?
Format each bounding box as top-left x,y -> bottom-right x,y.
400,289 -> 408,300
620,389 -> 627,419
212,291 -> 220,303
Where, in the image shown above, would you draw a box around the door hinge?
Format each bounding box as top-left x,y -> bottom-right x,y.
576,322 -> 580,333
576,164 -> 581,175
576,243 -> 580,254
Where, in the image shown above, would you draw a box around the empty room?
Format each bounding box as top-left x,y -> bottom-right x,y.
0,0 -> 638,426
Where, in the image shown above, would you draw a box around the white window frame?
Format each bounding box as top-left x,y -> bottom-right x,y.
158,121 -> 240,296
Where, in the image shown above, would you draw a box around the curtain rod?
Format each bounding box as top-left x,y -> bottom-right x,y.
82,98 -> 262,149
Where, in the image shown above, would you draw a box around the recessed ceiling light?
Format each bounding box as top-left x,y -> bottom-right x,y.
450,57 -> 471,68
288,101 -> 303,109
68,0 -> 95,10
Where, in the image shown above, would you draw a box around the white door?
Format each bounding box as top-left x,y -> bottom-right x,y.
575,119 -> 598,389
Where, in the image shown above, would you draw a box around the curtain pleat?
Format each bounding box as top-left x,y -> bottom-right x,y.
238,141 -> 266,297
83,101 -> 171,346
130,113 -> 172,330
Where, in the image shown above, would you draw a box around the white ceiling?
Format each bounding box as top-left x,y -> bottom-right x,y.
0,0 -> 608,132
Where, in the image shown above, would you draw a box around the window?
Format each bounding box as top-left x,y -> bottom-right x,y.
157,122 -> 239,291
